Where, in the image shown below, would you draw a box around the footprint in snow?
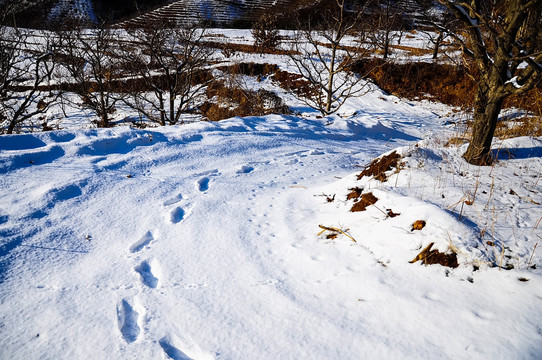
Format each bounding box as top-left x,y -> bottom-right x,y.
134,260 -> 160,288
284,158 -> 298,166
163,193 -> 183,206
197,177 -> 210,192
170,206 -> 186,224
309,149 -> 325,155
130,230 -> 155,253
159,338 -> 193,360
117,299 -> 141,343
236,165 -> 254,174
195,169 -> 219,177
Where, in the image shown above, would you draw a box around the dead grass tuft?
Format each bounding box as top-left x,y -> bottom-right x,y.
272,70 -> 319,99
217,62 -> 279,78
445,137 -> 469,147
411,220 -> 426,231
201,81 -> 290,121
495,116 -> 542,139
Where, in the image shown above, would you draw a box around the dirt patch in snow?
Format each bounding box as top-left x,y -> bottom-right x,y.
410,242 -> 459,268
357,151 -> 401,182
350,192 -> 378,212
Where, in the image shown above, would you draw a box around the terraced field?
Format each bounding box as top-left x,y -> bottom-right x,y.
119,0 -> 318,27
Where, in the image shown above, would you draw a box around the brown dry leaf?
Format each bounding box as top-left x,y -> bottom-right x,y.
411,220 -> 426,231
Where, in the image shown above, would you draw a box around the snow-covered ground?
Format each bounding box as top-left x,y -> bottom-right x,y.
1,83 -> 541,359
1,27 -> 541,359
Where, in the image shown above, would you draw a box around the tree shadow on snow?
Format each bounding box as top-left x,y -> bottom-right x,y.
493,146 -> 542,160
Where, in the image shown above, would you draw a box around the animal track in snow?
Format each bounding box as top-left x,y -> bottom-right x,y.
163,193 -> 183,206
134,260 -> 160,288
170,206 -> 186,224
130,230 -> 155,253
117,299 -> 141,343
197,177 -> 210,192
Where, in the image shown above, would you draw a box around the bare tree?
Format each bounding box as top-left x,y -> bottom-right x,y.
57,22 -> 124,128
441,0 -> 542,165
287,0 -> 372,116
0,22 -> 59,134
251,14 -> 281,55
369,0 -> 405,59
416,2 -> 457,59
124,20 -> 212,126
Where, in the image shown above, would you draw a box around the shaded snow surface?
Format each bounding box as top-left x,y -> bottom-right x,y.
1,99 -> 541,359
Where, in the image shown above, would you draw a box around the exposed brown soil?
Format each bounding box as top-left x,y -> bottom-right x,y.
346,187 -> 363,201
350,192 -> 378,212
409,242 -> 459,268
357,151 -> 401,182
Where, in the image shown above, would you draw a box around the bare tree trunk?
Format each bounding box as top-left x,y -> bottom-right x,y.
383,31 -> 390,59
325,36 -> 338,114
463,87 -> 504,165
432,32 -> 443,59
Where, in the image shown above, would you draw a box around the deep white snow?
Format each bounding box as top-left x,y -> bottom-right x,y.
1,89 -> 541,359
0,28 -> 541,360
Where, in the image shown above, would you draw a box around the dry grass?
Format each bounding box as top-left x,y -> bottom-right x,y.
495,116 -> 542,139
201,80 -> 290,121
389,44 -> 434,56
272,70 -> 318,99
202,41 -> 294,56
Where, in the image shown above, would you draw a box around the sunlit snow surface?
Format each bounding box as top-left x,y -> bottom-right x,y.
1,30 -> 541,360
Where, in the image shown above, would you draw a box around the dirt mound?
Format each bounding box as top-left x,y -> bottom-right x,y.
357,151 -> 401,182
350,192 -> 378,212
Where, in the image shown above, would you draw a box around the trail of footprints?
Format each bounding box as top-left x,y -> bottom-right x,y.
117,189 -> 196,357
116,165 -> 264,355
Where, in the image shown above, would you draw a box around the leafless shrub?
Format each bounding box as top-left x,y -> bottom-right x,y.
56,22 -> 125,128
251,14 -> 281,55
123,20 -> 213,126
0,25 -> 59,134
287,0 -> 374,116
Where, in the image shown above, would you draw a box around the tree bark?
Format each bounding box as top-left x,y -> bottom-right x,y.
432,32 -> 443,59
462,86 -> 504,165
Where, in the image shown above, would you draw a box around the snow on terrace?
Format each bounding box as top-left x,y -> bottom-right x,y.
0,27 -> 541,360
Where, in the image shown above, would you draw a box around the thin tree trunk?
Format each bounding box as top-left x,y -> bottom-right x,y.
383,32 -> 389,59
7,120 -> 15,134
433,32 -> 443,59
326,45 -> 337,115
